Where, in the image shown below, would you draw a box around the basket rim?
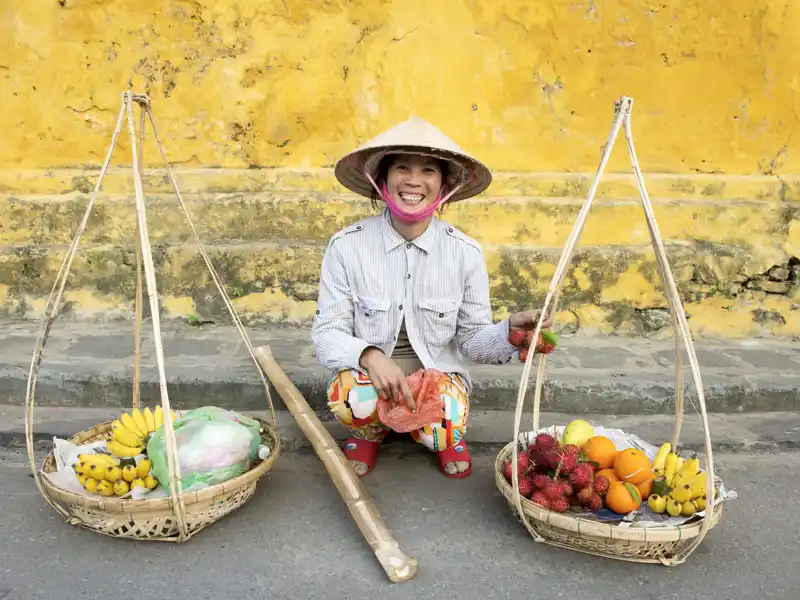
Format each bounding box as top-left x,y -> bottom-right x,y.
494,440 -> 722,543
38,416 -> 281,514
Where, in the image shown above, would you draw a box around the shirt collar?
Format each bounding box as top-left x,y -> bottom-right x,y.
380,208 -> 438,254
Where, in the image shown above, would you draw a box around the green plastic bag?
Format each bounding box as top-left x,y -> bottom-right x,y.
146,406 -> 262,491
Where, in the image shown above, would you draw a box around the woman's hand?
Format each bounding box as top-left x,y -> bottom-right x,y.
359,348 -> 416,411
508,309 -> 554,331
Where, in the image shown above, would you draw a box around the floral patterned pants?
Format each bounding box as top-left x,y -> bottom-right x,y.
326,367 -> 470,452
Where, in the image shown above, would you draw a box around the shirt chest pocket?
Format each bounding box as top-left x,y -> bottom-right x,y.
353,294 -> 393,345
417,297 -> 460,347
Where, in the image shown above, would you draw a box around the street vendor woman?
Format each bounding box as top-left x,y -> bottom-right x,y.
311,117 -> 552,479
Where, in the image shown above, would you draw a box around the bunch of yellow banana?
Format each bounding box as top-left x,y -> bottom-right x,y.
73,454 -> 158,497
106,405 -> 175,458
647,450 -> 713,517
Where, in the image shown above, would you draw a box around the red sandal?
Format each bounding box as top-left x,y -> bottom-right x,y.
437,439 -> 473,479
342,437 -> 381,477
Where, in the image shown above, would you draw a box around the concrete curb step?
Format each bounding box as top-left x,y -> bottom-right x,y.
0,321 -> 798,414
3,405 -> 799,454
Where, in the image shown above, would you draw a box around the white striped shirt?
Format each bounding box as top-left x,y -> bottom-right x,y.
310,209 -> 518,392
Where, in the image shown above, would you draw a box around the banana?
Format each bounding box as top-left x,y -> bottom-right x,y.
688,472 -> 707,499
676,454 -> 700,480
647,494 -> 667,514
670,483 -> 693,503
111,420 -> 143,447
666,498 -> 682,517
681,499 -> 699,517
84,462 -> 108,482
78,453 -> 117,467
695,495 -> 707,510
651,442 -> 671,473
113,480 -> 130,496
83,477 -> 98,493
106,439 -> 144,458
121,412 -> 144,437
136,458 -> 152,479
72,462 -> 88,476
671,457 -> 685,486
78,474 -> 89,488
122,465 -> 137,483
154,405 -> 164,430
663,452 -> 679,483
105,465 -> 122,483
131,408 -> 149,436
144,475 -> 158,490
96,480 -> 115,497
143,407 -> 156,433
131,478 -> 147,491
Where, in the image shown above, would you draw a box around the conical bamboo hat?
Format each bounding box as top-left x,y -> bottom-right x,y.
334,116 -> 492,203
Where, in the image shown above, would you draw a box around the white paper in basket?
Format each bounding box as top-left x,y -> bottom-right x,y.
519,423 -> 737,528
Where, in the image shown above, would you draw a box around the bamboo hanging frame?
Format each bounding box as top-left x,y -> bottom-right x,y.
24,91 -> 281,542
496,96 -> 722,565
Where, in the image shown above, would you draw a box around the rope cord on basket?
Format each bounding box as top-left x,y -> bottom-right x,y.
508,96 -> 716,564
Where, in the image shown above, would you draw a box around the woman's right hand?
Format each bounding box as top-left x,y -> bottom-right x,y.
359,348 -> 416,412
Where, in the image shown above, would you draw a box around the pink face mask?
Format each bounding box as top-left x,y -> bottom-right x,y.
365,169 -> 464,224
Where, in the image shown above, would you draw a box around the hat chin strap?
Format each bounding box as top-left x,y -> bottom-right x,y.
364,171 -> 464,224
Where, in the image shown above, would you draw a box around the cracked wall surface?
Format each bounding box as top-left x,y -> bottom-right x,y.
0,0 -> 798,338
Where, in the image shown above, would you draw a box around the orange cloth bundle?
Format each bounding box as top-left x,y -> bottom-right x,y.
377,368 -> 446,433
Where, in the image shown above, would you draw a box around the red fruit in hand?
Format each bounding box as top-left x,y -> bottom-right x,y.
531,492 -> 550,510
568,463 -> 594,489
550,496 -> 570,513
518,348 -> 528,362
593,475 -> 610,497
508,329 -> 526,347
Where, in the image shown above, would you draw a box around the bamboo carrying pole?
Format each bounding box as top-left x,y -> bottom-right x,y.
253,346 -> 419,584
24,91 -> 278,541
509,96 -> 717,565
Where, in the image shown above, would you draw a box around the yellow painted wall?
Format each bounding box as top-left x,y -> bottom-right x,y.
0,0 -> 798,338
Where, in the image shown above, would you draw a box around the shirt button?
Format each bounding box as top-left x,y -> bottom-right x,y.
406,243 -> 412,249
356,225 -> 362,230
439,313 -> 444,318
407,273 -> 411,279
448,227 -> 453,233
315,310 -> 320,315
399,305 -> 404,310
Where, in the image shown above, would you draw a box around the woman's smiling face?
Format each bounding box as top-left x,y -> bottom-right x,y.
384,153 -> 445,216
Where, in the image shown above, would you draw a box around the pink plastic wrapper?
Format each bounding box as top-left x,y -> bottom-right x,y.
377,368 -> 446,433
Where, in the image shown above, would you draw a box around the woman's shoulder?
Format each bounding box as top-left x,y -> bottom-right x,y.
325,214 -> 383,248
435,218 -> 483,255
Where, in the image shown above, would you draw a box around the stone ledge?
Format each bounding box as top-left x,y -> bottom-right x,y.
3,405 -> 798,454
1,320 -> 798,414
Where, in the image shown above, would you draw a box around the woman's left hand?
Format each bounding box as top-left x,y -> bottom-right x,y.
508,309 -> 554,331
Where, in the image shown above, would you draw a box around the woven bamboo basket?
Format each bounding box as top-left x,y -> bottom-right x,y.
24,91 -> 281,542
495,96 -> 725,566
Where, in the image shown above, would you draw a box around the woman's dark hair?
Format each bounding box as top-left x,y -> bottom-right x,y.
369,153 -> 451,213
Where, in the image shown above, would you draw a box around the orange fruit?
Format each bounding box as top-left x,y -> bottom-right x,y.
595,468 -> 620,483
636,476 -> 654,499
614,448 -> 653,485
605,481 -> 643,514
581,435 -> 618,470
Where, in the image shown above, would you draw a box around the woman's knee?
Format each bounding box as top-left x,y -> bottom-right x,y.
327,369 -> 380,425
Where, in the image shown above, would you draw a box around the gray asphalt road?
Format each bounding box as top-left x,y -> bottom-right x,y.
0,444 -> 793,600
